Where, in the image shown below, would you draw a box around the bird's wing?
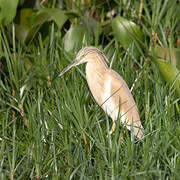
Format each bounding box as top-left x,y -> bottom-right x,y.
106,69 -> 144,138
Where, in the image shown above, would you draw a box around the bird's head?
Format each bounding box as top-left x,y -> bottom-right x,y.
58,46 -> 105,77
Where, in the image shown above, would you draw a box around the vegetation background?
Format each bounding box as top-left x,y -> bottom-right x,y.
0,0 -> 180,179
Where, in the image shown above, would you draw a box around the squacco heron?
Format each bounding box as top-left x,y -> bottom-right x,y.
59,46 -> 144,139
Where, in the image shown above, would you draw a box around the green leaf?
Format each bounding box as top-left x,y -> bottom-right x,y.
25,12 -> 50,43
153,45 -> 180,70
38,8 -> 68,29
0,0 -> 19,25
14,24 -> 28,43
15,9 -> 50,44
112,16 -> 144,58
82,17 -> 102,46
19,9 -> 34,29
15,8 -> 69,44
63,24 -> 89,52
153,58 -> 180,97
82,17 -> 102,35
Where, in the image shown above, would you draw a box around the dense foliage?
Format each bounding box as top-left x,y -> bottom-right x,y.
0,0 -> 180,179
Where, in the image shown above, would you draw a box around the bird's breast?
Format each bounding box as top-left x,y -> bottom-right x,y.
86,70 -> 103,105
100,75 -> 121,122
85,62 -> 126,123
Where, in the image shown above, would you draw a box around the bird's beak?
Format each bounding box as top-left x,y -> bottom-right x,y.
58,59 -> 78,77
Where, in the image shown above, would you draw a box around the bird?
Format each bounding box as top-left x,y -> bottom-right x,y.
58,46 -> 144,139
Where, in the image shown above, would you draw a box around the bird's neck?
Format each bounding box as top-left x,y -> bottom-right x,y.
85,53 -> 108,92
85,53 -> 108,104
85,53 -> 108,73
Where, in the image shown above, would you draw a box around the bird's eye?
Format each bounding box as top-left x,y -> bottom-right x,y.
81,54 -> 86,59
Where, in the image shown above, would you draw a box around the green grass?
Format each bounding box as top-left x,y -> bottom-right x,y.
0,0 -> 180,179
1,32 -> 180,179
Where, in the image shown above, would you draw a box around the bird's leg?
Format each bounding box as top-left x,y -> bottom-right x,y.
109,122 -> 116,135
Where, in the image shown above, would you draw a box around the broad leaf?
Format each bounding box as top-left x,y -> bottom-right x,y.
112,16 -> 144,58
153,45 -> 180,70
82,17 -> 102,35
154,58 -> 180,97
38,8 -> 68,29
0,0 -> 19,25
15,8 -> 68,44
15,9 -> 50,44
63,24 -> 89,52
